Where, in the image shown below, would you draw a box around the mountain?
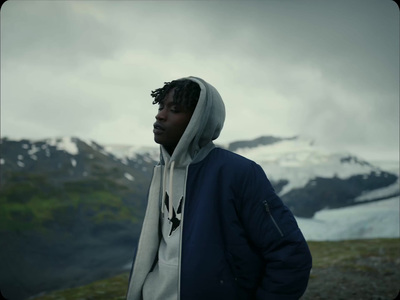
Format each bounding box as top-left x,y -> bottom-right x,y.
229,136 -> 399,217
0,135 -> 398,300
0,137 -> 155,300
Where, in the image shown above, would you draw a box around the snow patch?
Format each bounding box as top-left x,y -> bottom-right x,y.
0,158 -> 4,165
355,179 -> 400,202
47,137 -> 79,155
17,161 -> 25,168
124,173 -> 135,181
28,145 -> 41,155
71,158 -> 77,167
17,155 -> 24,160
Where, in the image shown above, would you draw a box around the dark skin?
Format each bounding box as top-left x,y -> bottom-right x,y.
153,89 -> 194,156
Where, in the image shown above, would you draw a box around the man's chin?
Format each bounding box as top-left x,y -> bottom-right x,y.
154,136 -> 163,145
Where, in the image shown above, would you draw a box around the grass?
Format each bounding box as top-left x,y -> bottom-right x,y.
307,238 -> 399,271
31,273 -> 129,300
304,238 -> 400,299
0,191 -> 136,232
31,238 -> 400,300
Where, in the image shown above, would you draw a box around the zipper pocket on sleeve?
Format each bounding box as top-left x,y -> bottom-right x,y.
263,200 -> 284,237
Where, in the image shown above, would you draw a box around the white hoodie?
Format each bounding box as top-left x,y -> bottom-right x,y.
126,76 -> 226,300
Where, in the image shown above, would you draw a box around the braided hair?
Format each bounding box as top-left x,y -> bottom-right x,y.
151,79 -> 200,112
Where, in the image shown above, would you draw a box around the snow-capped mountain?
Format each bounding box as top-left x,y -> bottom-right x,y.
233,136 -> 381,195
0,136 -> 155,186
225,136 -> 399,217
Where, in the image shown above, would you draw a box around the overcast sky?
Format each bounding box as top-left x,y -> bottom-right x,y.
1,0 -> 399,161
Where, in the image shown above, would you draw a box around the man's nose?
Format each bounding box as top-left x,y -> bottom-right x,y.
155,108 -> 166,120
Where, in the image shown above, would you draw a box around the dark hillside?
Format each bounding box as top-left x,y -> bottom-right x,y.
0,138 -> 155,300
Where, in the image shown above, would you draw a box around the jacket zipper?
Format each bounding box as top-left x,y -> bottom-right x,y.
263,200 -> 284,237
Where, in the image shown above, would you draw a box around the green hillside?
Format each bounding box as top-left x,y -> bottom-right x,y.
0,172 -> 141,232
31,238 -> 400,300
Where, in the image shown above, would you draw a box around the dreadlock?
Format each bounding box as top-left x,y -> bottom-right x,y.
151,79 -> 200,112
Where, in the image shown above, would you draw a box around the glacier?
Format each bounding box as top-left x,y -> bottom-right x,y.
296,196 -> 399,241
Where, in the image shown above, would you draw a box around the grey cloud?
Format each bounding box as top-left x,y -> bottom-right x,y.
1,1 -> 123,68
1,0 -> 398,161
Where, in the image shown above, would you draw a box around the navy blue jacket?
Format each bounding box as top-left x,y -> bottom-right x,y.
180,148 -> 312,299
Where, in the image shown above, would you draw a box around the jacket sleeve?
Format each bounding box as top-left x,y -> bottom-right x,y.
237,162 -> 312,300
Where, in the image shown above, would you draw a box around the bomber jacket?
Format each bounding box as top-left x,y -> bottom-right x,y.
179,147 -> 311,299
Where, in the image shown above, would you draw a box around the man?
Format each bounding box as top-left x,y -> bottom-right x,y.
127,76 -> 312,300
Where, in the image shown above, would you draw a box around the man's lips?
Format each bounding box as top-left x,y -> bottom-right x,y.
153,122 -> 165,134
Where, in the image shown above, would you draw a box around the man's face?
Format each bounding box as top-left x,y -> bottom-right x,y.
153,89 -> 193,155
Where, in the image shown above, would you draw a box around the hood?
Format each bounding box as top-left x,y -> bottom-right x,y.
160,76 -> 226,167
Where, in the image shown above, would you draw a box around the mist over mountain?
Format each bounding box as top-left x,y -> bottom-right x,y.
0,135 -> 398,300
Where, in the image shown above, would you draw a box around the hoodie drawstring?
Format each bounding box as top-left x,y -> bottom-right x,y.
161,160 -> 176,222
161,165 -> 167,214
168,160 -> 175,220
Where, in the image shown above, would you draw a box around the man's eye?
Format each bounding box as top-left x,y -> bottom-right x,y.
170,106 -> 180,112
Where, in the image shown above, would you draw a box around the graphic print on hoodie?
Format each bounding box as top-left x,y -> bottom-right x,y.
164,192 -> 183,236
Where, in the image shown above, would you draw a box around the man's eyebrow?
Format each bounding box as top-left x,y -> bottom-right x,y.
158,100 -> 181,107
168,100 -> 182,106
